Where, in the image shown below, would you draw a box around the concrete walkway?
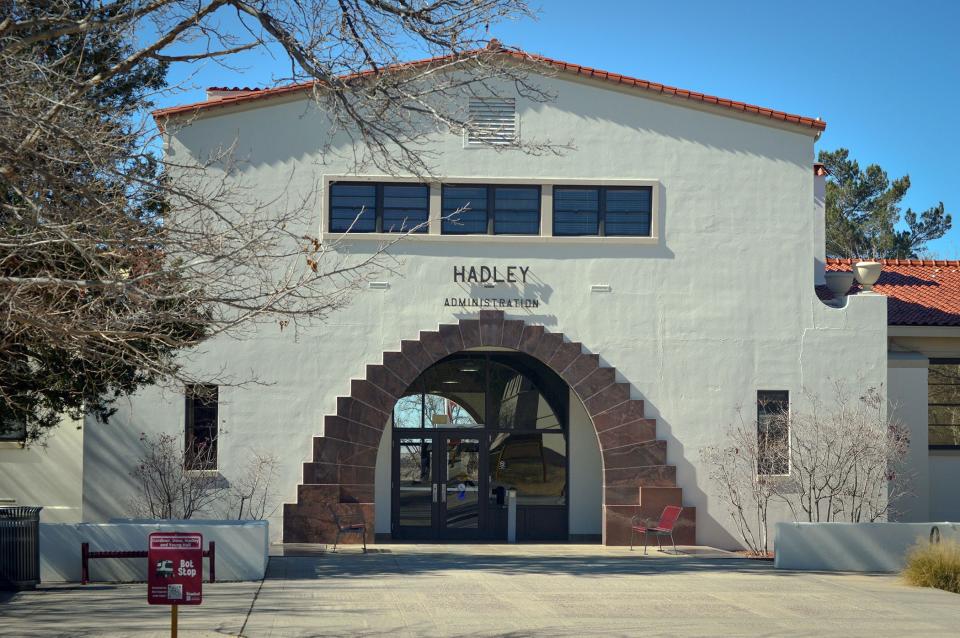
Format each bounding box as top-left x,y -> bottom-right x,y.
2,544 -> 959,636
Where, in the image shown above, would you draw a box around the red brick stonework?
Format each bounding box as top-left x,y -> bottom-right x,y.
283,310 -> 694,545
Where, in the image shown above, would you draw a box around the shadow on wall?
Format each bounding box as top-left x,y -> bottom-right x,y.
82,398 -> 165,523
610,366 -> 740,551
171,71 -> 809,179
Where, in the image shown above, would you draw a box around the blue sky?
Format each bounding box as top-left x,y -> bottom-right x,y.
155,0 -> 960,256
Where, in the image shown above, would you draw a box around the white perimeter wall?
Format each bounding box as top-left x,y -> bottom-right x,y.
775,521 -> 960,572
77,70 -> 890,548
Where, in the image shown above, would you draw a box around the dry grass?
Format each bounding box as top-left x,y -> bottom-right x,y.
902,540 -> 960,594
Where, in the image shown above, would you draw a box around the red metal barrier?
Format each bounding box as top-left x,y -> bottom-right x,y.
81,541 -> 215,585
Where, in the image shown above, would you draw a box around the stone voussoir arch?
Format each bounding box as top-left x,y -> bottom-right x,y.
283,309 -> 695,546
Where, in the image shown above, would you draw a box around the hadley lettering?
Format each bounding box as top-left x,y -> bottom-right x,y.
453,265 -> 530,284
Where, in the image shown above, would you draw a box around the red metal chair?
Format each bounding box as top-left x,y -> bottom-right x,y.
630,505 -> 683,554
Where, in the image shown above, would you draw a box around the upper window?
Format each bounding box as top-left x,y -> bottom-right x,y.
466,98 -> 518,146
929,360 -> 960,449
757,390 -> 790,475
329,182 -> 428,233
185,385 -> 219,470
442,185 -> 540,235
553,186 -> 653,237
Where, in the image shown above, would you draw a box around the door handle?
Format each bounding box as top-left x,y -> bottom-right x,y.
432,484 -> 437,502
441,486 -> 447,503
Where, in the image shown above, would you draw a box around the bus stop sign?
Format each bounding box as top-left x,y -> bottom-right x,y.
147,532 -> 203,605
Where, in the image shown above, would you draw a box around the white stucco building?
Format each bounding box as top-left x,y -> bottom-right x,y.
2,47 -> 958,548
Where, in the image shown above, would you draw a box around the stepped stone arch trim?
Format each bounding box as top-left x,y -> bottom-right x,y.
283,309 -> 695,545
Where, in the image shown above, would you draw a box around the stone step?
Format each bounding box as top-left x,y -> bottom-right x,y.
284,502 -> 374,544
602,440 -> 667,470
303,462 -> 375,485
596,419 -> 656,449
603,505 -> 696,546
312,436 -> 378,468
324,415 -> 383,448
336,397 -> 389,429
604,464 -> 677,488
591,400 -> 647,432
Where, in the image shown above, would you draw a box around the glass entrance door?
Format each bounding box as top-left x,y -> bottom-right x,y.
439,436 -> 481,537
395,435 -> 435,540
392,433 -> 486,539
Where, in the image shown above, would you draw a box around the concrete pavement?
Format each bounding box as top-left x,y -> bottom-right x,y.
2,544 -> 959,636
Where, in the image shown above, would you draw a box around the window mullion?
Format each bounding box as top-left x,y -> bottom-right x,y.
487,185 -> 495,235
599,187 -> 607,236
375,183 -> 384,233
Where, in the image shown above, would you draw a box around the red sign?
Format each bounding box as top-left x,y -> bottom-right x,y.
147,532 -> 203,605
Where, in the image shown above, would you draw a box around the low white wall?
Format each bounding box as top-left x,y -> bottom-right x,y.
774,521 -> 960,572
40,520 -> 269,583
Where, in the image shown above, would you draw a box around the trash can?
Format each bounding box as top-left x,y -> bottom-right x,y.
0,506 -> 42,590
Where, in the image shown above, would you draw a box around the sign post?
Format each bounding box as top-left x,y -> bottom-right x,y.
148,532 -> 203,637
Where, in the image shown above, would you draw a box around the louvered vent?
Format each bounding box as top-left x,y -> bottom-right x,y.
465,97 -> 518,146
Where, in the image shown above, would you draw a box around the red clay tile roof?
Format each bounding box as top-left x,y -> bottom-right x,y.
152,46 -> 826,133
826,259 -> 960,326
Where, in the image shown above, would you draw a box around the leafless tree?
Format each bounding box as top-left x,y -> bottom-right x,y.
222,451 -> 279,520
1,1 -> 563,439
129,431 -> 227,519
786,383 -> 911,523
703,382 -> 913,553
700,406 -> 788,556
129,431 -> 280,519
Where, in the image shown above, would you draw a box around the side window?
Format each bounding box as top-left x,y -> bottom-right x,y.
929,360 -> 960,449
0,404 -> 27,444
185,385 -> 218,470
757,390 -> 789,475
553,186 -> 652,236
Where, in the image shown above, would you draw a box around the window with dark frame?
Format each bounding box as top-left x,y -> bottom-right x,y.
329,182 -> 429,233
0,404 -> 27,443
757,390 -> 790,476
928,360 -> 960,449
553,186 -> 653,237
441,184 -> 541,235
185,385 -> 218,470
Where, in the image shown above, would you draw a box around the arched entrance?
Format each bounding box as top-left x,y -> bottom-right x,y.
391,351 -> 570,541
283,310 -> 695,545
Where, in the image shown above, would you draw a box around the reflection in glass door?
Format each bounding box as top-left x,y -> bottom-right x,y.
395,437 -> 434,539
441,437 -> 481,535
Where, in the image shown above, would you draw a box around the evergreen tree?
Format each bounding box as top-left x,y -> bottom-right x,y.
818,148 -> 951,259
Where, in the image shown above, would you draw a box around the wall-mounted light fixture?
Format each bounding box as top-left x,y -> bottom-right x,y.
368,281 -> 389,290
591,284 -> 612,293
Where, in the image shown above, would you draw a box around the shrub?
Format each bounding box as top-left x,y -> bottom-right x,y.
902,540 -> 960,594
